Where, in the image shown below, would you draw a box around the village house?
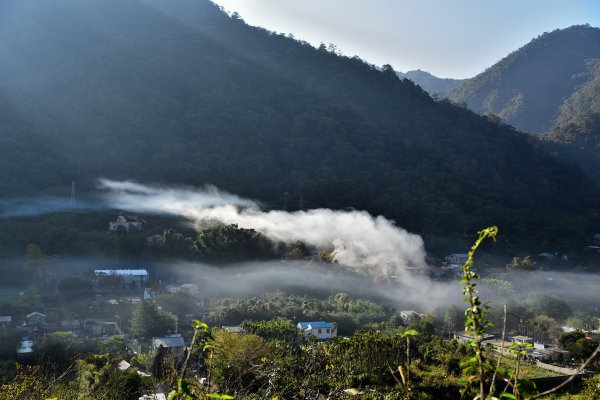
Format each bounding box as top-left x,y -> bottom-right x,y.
117,360 -> 151,377
445,253 -> 468,265
16,337 -> 34,359
512,335 -> 534,346
0,316 -> 11,328
139,394 -> 167,400
94,269 -> 149,286
25,312 -> 47,328
297,321 -> 337,340
454,331 -> 494,344
152,334 -> 187,358
399,310 -> 421,325
60,319 -> 82,331
221,326 -> 244,334
484,336 -> 535,358
82,319 -> 119,337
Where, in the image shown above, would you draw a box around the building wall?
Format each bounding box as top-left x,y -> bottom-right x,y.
307,327 -> 337,340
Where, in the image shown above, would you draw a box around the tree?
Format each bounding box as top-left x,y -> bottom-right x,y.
26,244 -> 46,267
443,304 -> 460,334
532,315 -> 562,343
506,256 -> 541,271
558,331 -> 586,350
209,330 -> 277,394
520,294 -> 572,322
241,318 -> 297,342
98,335 -> 129,359
75,355 -> 145,400
34,332 -> 97,370
566,313 -> 599,331
57,276 -> 93,299
195,224 -> 272,261
131,301 -> 176,339
570,338 -> 600,362
156,291 -> 198,321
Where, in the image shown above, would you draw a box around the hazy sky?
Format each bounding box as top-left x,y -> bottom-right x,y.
211,0 -> 600,79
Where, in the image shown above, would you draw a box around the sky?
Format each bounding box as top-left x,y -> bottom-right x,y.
211,0 -> 600,79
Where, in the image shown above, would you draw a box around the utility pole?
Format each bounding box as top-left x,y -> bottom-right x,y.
70,180 -> 76,205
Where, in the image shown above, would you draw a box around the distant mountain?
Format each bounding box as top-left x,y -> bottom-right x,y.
449,25 -> 600,134
541,58 -> 600,180
0,0 -> 597,244
396,70 -> 466,96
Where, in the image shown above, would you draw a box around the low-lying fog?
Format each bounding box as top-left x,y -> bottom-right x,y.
1,179 -> 599,316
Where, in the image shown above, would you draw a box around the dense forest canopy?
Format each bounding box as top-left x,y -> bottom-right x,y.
0,0 -> 598,247
448,25 -> 600,134
396,69 -> 466,97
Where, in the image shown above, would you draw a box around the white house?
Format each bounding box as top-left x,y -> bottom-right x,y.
139,394 -> 167,400
454,331 -> 494,344
297,321 -> 337,340
399,311 -> 421,325
94,269 -> 149,285
512,335 -> 534,346
17,337 -> 33,357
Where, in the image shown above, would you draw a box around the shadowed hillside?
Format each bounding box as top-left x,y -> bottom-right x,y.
449,25 -> 600,134
0,0 -> 598,244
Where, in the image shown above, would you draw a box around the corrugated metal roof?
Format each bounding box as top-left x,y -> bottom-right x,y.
95,269 -> 148,276
298,321 -> 335,329
152,335 -> 185,348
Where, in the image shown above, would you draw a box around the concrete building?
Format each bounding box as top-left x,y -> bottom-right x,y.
297,321 -> 337,340
94,269 -> 149,285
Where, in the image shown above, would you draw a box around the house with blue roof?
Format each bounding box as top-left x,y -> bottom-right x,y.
297,321 -> 337,340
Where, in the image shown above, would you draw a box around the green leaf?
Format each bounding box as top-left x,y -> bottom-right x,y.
499,393 -> 516,399
207,394 -> 235,399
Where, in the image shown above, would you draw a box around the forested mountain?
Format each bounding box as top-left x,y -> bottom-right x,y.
541,59 -> 600,181
449,25 -> 600,134
0,0 -> 598,243
397,69 -> 465,96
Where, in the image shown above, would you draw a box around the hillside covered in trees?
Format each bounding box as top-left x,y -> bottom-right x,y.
448,25 -> 600,135
396,70 -> 465,96
541,58 -> 600,181
0,0 -> 598,245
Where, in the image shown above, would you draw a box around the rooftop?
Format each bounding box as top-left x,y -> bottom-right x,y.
26,312 -> 46,319
95,269 -> 149,276
152,334 -> 185,348
298,321 -> 336,329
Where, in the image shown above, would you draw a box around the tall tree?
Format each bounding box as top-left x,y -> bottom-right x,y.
131,301 -> 176,339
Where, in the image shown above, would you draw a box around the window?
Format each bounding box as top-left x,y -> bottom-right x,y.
326,329 -> 330,333
318,329 -> 322,334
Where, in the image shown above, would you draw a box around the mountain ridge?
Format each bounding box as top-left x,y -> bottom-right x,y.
448,24 -> 600,134
396,69 -> 466,96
